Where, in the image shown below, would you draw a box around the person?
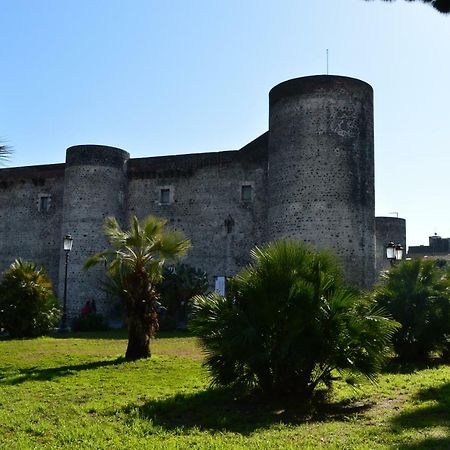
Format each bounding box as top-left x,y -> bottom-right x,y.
81,300 -> 92,316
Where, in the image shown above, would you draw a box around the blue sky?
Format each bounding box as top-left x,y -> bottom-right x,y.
1,0 -> 449,247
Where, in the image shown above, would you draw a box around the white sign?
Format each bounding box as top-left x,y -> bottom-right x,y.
215,276 -> 226,296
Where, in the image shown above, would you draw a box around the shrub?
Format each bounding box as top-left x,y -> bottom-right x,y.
191,240 -> 397,400
158,264 -> 208,330
0,259 -> 61,337
373,258 -> 450,361
71,313 -> 110,332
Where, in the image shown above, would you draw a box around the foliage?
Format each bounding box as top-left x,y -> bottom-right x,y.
0,142 -> 12,165
365,0 -> 450,13
158,263 -> 209,330
435,258 -> 449,269
191,240 -> 397,399
85,215 -> 190,359
0,259 -> 61,337
71,313 -> 110,332
373,258 -> 450,361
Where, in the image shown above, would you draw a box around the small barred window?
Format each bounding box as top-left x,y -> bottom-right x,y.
160,188 -> 171,204
241,185 -> 252,202
38,194 -> 51,212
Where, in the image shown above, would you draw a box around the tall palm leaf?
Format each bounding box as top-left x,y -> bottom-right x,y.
0,143 -> 12,165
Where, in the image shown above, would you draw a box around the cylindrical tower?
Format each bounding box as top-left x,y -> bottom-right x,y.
58,145 -> 129,318
375,217 -> 406,275
267,75 -> 375,287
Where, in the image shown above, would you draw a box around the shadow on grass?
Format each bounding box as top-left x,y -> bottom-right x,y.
0,357 -> 127,385
0,330 -> 129,341
382,357 -> 446,375
123,387 -> 372,434
391,382 -> 450,449
51,329 -> 128,340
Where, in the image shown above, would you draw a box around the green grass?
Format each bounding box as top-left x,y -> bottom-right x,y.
1,331 -> 450,449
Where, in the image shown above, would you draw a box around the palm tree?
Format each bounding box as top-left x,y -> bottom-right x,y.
0,143 -> 11,165
191,240 -> 397,399
85,215 -> 191,360
373,258 -> 450,361
0,259 -> 61,337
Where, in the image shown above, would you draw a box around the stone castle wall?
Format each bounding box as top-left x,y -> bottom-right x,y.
127,133 -> 268,285
57,145 -> 130,317
0,164 -> 65,290
0,75 -> 386,317
267,76 -> 375,287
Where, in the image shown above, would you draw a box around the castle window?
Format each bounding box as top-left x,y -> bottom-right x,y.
160,188 -> 170,203
241,184 -> 253,202
159,187 -> 172,204
38,194 -> 51,212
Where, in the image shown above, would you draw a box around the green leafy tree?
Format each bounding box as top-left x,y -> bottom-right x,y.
158,263 -> 209,329
365,0 -> 450,13
0,259 -> 61,337
85,215 -> 190,360
373,258 -> 450,361
191,240 -> 397,400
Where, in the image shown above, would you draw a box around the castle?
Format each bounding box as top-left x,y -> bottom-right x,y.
0,75 -> 406,317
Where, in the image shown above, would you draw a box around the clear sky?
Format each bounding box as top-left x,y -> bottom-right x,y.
1,0 -> 448,248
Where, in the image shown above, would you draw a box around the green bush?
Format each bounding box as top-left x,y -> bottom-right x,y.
71,313 -> 109,332
0,259 -> 61,337
158,264 -> 209,330
191,240 -> 397,400
373,258 -> 450,361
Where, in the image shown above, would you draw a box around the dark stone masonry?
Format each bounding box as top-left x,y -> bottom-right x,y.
0,75 -> 406,317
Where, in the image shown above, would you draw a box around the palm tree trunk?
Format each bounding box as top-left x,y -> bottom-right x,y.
123,269 -> 158,360
125,314 -> 151,360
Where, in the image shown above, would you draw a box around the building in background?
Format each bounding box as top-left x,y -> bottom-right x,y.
0,75 -> 406,317
408,234 -> 450,261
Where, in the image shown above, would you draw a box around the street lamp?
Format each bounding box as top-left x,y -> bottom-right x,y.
395,243 -> 404,261
386,241 -> 403,266
61,234 -> 73,331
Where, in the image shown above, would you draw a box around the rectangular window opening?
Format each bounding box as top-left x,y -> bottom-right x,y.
160,188 -> 171,204
241,185 -> 252,202
38,195 -> 50,212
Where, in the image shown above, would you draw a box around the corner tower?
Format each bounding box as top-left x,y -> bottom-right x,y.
267,75 -> 375,287
58,145 -> 129,316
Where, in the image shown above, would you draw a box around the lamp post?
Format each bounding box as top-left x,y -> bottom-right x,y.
386,241 -> 403,266
61,234 -> 73,331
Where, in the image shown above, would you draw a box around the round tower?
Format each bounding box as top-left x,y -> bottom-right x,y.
58,145 -> 129,318
267,75 -> 375,287
375,217 -> 406,275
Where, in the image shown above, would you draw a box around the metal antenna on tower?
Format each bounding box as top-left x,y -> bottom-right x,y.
326,49 -> 329,75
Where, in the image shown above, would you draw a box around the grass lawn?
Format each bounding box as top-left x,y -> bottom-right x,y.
1,331 -> 450,449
